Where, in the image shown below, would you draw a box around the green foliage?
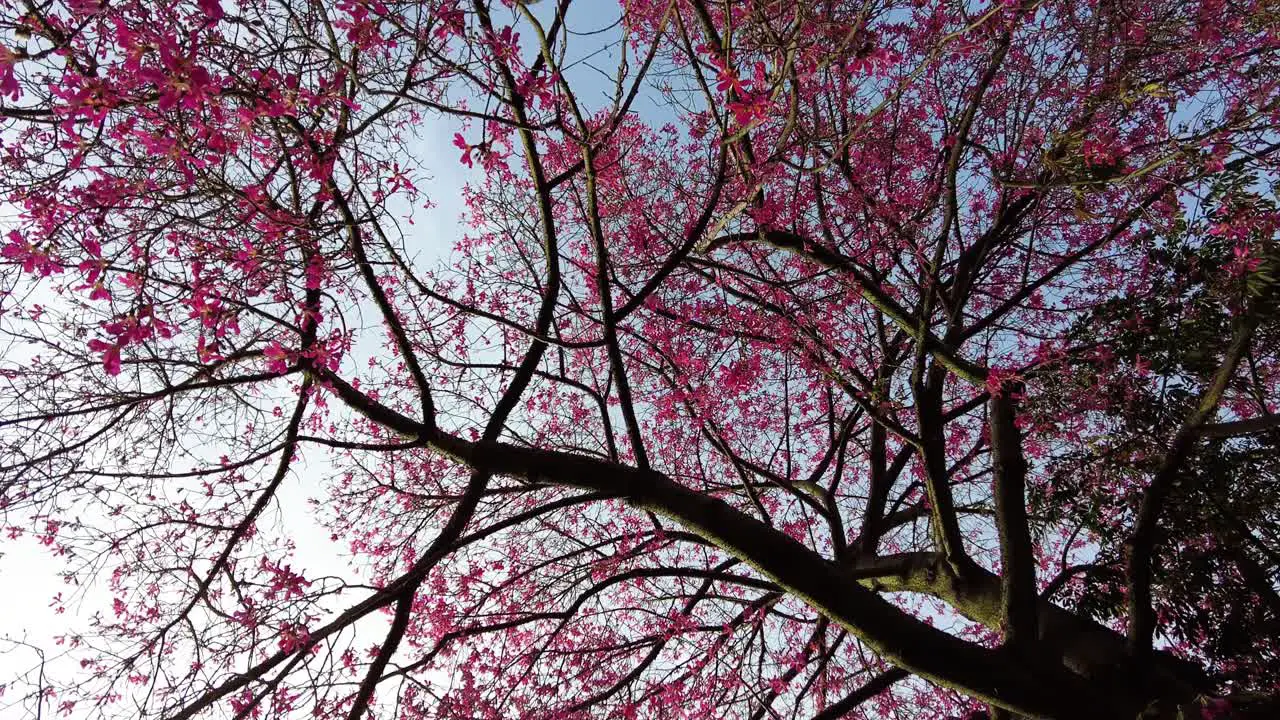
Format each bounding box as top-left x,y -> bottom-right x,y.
1031,169 -> 1280,689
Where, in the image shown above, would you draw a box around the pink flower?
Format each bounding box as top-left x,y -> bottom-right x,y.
435,3 -> 464,39
986,367 -> 1022,398
197,0 -> 224,22
278,624 -> 311,654
264,341 -> 291,373
716,64 -> 743,95
848,46 -> 900,76
0,46 -> 19,101
260,557 -> 313,599
1227,244 -> 1263,277
138,40 -> 215,112
727,94 -> 769,127
453,133 -> 474,167
88,339 -> 123,376
4,229 -> 65,276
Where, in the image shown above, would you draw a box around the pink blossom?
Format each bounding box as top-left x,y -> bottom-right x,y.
454,133 -> 475,167
0,46 -> 20,101
264,341 -> 291,373
88,339 -> 123,376
197,0 -> 224,22
277,624 -> 310,654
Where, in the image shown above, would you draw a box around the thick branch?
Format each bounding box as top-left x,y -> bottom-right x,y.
1197,413 -> 1280,438
858,552 -> 1209,700
810,667 -> 910,720
313,373 -> 1136,717
989,386 -> 1038,650
425,436 -> 1114,717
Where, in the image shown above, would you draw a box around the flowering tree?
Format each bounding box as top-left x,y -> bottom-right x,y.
1,0 -> 1278,718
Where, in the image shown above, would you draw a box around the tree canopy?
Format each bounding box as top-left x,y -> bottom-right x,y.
1,0 -> 1278,718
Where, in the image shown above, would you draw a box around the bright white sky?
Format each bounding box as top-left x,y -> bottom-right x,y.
0,117 -> 479,716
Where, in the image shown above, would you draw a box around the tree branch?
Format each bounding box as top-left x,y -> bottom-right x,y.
1127,313 -> 1260,660
989,386 -> 1038,650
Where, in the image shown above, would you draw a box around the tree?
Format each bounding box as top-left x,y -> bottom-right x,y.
0,0 -> 1277,718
